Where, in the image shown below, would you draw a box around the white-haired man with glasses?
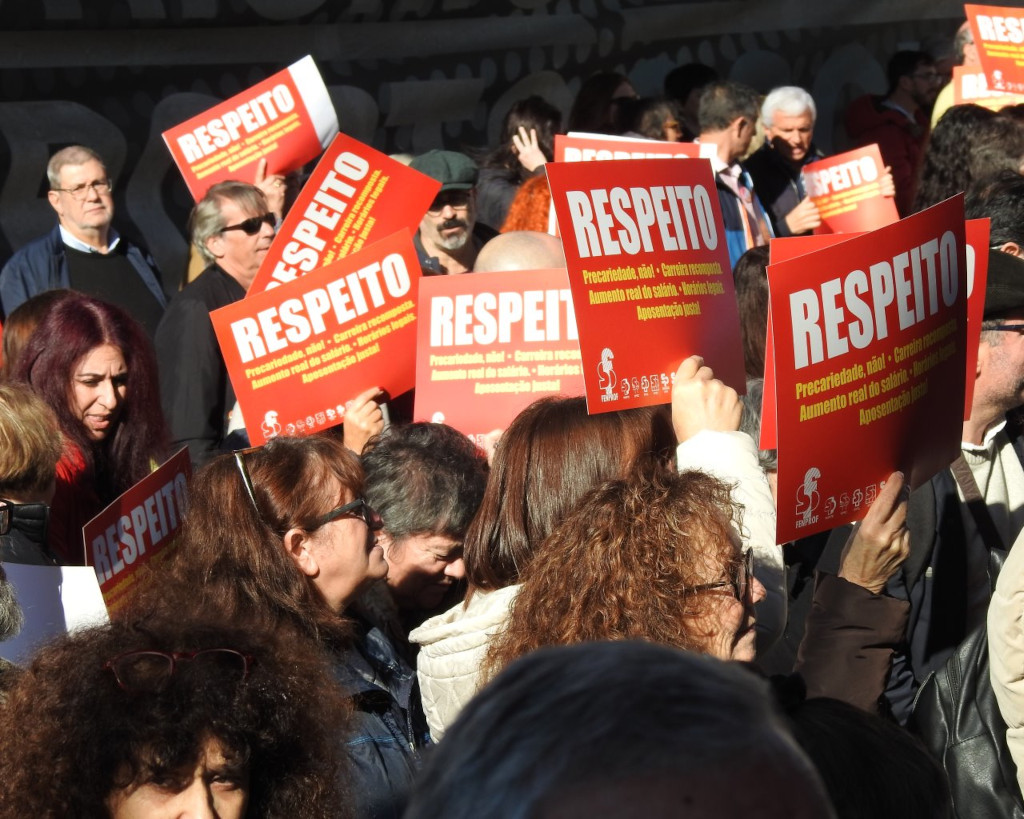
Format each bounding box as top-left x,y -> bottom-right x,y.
0,145 -> 167,337
155,180 -> 276,468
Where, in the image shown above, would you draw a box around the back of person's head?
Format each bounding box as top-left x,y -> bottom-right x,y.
761,86 -> 816,128
887,50 -> 934,95
363,422 -> 488,543
733,244 -> 771,379
913,103 -> 996,212
623,96 -> 683,141
784,697 -> 951,819
0,382 -> 62,502
144,435 -> 362,645
1,289 -> 72,382
483,468 -> 740,679
698,80 -> 760,133
475,229 -> 565,271
405,641 -> 835,819
966,170 -> 1024,248
568,71 -> 635,134
968,113 -> 1024,182
664,62 -> 719,107
190,180 -> 268,264
0,617 -> 352,817
12,292 -> 164,491
463,397 -> 676,590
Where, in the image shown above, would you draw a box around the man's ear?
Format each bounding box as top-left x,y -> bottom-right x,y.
47,189 -> 62,217
977,335 -> 991,378
205,233 -> 224,260
283,527 -> 319,578
999,241 -> 1022,258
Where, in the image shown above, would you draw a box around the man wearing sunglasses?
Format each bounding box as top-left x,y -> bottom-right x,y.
0,145 -> 167,338
155,181 -> 276,468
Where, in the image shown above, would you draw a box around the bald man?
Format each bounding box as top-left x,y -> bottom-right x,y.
473,231 -> 565,273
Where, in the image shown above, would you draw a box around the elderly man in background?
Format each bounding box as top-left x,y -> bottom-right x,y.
154,181 -> 275,468
0,145 -> 166,337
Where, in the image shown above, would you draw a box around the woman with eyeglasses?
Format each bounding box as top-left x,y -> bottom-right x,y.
0,617 -> 351,818
138,434 -> 427,819
13,291 -> 168,564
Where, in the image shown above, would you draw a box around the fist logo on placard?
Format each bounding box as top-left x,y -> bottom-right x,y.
796,467 -> 821,524
260,410 -> 282,439
597,348 -> 617,398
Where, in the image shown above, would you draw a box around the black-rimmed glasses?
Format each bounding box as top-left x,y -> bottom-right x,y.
986,323 -> 1024,334
310,497 -> 383,531
691,550 -> 754,606
104,648 -> 255,693
52,180 -> 113,200
220,213 -> 275,235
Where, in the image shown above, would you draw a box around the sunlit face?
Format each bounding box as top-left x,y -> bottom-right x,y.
979,316 -> 1024,414
71,343 -> 127,441
419,189 -> 477,257
693,534 -> 765,662
766,111 -> 815,163
205,197 -> 275,290
304,483 -> 389,612
106,738 -> 249,819
380,531 -> 465,612
47,158 -> 114,239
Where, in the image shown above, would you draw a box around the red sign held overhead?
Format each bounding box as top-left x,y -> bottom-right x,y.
546,157 -> 745,413
211,230 -> 421,445
163,56 -> 338,200
801,145 -> 899,235
951,65 -> 1024,109
554,132 -> 707,162
414,268 -> 585,446
768,197 -> 967,543
248,133 -> 440,295
967,4 -> 1024,94
84,448 -> 192,615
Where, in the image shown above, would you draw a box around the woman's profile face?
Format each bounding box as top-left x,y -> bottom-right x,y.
105,737 -> 249,819
71,343 -> 126,441
693,534 -> 765,663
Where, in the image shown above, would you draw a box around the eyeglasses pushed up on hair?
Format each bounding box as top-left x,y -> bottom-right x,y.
220,213 -> 275,235
104,648 -> 255,693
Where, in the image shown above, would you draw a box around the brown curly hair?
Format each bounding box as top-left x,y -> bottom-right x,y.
0,617 -> 352,818
483,468 -> 741,680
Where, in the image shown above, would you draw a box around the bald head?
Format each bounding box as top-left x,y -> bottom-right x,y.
474,231 -> 565,273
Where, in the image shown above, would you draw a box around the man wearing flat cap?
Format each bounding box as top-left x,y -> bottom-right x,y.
410,150 -> 496,275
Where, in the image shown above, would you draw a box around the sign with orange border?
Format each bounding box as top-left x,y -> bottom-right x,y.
413,268 -> 584,446
967,4 -> 1024,94
546,157 -> 745,412
768,196 -> 967,543
210,230 -> 420,445
84,448 -> 191,615
802,145 -> 898,235
951,65 -> 1024,109
163,55 -> 337,200
248,133 -> 440,295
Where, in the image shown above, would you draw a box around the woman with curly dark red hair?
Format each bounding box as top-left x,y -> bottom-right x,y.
0,617 -> 352,818
13,292 -> 167,563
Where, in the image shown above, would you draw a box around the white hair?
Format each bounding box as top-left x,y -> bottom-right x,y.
761,86 -> 816,128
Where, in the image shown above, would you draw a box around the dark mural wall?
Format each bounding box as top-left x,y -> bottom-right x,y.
0,0 -> 963,289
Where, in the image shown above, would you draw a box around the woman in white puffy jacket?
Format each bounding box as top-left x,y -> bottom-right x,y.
410,356 -> 784,740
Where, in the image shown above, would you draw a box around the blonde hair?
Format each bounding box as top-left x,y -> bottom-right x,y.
0,383 -> 62,497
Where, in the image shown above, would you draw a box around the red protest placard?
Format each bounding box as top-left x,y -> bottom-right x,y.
554,132 -> 707,162
967,4 -> 1024,94
413,268 -> 584,445
546,157 -> 745,412
163,55 -> 338,200
768,196 -> 967,543
248,133 -> 441,295
211,230 -> 421,445
761,234 -> 864,451
802,145 -> 898,235
84,448 -> 191,615
951,65 -> 1024,110
964,219 -> 992,416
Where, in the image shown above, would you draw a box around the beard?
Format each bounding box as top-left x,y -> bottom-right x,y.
435,219 -> 470,251
0,570 -> 23,642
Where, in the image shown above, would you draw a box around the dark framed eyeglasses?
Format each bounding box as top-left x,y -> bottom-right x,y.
104,648 -> 255,692
986,323 -> 1024,334
310,497 -> 383,531
690,549 -> 754,605
220,213 -> 275,235
427,190 -> 472,214
52,180 -> 113,200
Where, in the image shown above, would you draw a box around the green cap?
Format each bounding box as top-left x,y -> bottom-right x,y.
410,150 -> 478,192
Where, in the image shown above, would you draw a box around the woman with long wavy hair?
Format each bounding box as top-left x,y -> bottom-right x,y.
13,292 -> 167,563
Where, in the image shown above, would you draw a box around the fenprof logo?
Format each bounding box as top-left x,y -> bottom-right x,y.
597,348 -> 619,402
261,410 -> 282,440
795,467 -> 821,529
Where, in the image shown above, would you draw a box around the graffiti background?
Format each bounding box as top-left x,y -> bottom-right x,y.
0,0 -> 963,288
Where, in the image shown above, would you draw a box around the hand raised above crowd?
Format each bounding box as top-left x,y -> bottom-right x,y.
838,470 -> 910,594
670,355 -> 742,444
341,386 -> 386,455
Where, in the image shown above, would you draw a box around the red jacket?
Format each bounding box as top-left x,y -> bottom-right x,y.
845,94 -> 929,217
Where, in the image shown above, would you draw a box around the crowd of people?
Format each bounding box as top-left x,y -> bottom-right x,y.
0,17 -> 1023,817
